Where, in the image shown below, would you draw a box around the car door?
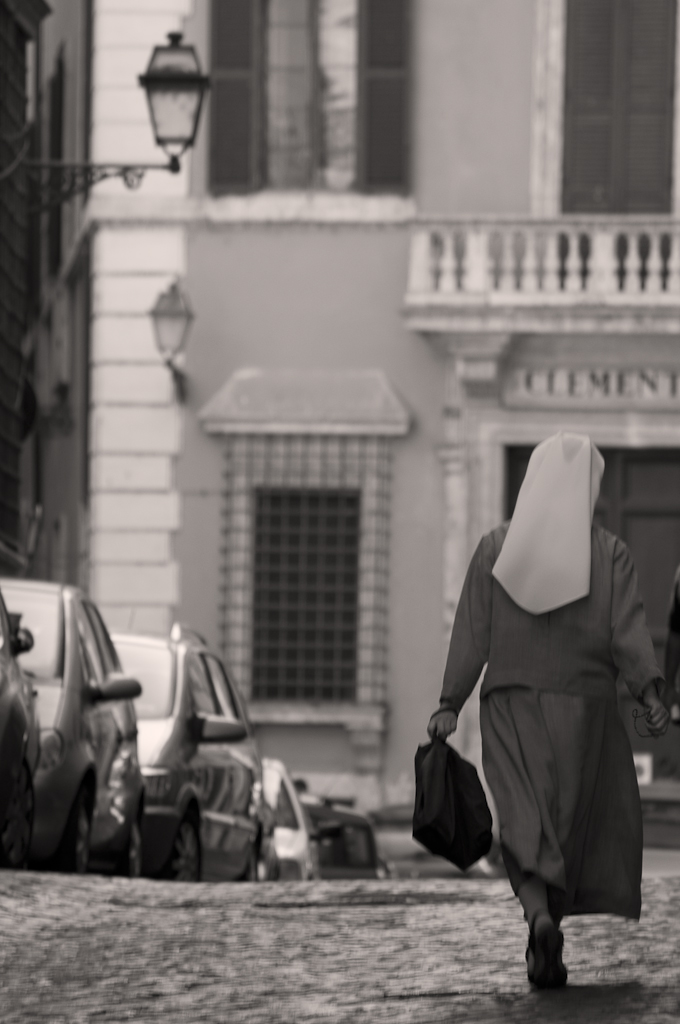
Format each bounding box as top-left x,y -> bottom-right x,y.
203,654 -> 260,876
74,602 -> 119,828
185,650 -> 237,880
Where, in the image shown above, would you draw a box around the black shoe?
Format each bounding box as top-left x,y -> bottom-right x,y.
528,919 -> 568,989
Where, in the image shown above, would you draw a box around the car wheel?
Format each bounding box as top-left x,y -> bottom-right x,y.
166,815 -> 201,882
239,843 -> 258,882
56,785 -> 91,874
117,817 -> 143,878
0,761 -> 34,869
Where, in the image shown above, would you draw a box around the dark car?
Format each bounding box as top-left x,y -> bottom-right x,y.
303,800 -> 390,880
112,624 -> 268,882
0,579 -> 144,875
0,586 -> 40,869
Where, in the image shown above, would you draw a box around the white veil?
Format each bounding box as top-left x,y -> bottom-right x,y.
492,432 -> 605,615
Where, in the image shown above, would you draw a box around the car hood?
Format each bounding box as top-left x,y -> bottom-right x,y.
31,682 -> 64,732
136,717 -> 176,767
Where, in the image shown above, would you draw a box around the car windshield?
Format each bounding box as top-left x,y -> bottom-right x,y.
114,639 -> 175,719
1,586 -> 63,684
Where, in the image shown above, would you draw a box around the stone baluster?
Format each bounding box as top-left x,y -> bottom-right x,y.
666,232 -> 680,294
406,229 -> 434,294
588,226 -> 615,296
438,230 -> 457,294
521,227 -> 539,293
464,227 -> 488,293
645,230 -> 663,294
542,227 -> 561,292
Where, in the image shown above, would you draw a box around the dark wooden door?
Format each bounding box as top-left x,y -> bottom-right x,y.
506,447 -> 680,780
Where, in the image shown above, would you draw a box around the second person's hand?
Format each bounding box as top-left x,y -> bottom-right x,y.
642,685 -> 670,737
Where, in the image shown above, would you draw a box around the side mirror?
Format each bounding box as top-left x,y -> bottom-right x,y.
92,672 -> 142,703
192,715 -> 247,743
11,626 -> 34,657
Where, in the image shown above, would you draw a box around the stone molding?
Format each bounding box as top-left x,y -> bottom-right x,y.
248,701 -> 386,778
247,701 -> 385,731
86,192 -> 417,227
530,0 -> 566,217
199,368 -> 411,437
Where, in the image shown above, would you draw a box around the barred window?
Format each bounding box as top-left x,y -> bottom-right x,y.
218,433 -> 392,707
252,488 -> 360,700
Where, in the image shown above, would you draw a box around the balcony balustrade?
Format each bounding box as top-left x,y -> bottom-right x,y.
405,217 -> 680,335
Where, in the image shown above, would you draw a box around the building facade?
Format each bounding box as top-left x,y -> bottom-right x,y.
0,0 -> 49,574
28,0 -> 680,811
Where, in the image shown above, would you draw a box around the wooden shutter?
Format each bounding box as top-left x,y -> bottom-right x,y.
562,0 -> 617,212
563,0 -> 676,213
625,0 -> 676,212
210,0 -> 262,193
48,51 -> 64,276
359,0 -> 410,192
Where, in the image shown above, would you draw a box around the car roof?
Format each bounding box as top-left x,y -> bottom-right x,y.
0,577 -> 67,596
305,802 -> 373,828
111,632 -> 173,650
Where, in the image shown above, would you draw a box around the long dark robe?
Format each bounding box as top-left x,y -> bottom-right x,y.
440,524 -> 661,920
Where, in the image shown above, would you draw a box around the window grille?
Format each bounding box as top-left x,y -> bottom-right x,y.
219,434 -> 391,705
252,488 -> 360,701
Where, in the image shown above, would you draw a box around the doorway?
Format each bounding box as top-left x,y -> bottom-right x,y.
506,446 -> 680,781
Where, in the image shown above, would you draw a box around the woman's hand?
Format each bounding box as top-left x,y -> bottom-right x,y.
642,683 -> 670,737
427,708 -> 458,741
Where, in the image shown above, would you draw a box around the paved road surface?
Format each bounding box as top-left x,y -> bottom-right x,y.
1,872 -> 679,1023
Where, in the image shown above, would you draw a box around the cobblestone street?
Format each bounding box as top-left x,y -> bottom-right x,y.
1,872 -> 680,1024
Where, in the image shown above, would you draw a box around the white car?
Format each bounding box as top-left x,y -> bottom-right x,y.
261,758 -> 319,881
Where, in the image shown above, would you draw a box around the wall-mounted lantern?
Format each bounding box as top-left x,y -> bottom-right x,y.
0,33 -> 210,208
139,33 -> 210,172
150,282 -> 194,403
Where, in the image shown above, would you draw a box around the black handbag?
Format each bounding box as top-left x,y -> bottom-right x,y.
412,737 -> 493,871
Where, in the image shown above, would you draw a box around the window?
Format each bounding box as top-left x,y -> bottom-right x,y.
1,586 -> 64,683
203,655 -> 241,721
85,602 -> 120,675
274,778 -> 299,829
318,822 -> 373,868
210,0 -> 409,193
218,432 -> 393,706
186,652 -> 221,715
252,488 -> 360,701
563,0 -> 676,213
116,639 -> 176,720
75,601 -> 105,687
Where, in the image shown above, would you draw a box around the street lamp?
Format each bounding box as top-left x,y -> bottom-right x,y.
150,282 -> 194,403
139,33 -> 210,172
0,33 -> 210,208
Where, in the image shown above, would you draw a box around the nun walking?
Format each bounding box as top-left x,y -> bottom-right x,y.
428,432 -> 669,989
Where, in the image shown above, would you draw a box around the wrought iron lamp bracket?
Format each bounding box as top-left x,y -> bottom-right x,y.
21,155 -> 180,211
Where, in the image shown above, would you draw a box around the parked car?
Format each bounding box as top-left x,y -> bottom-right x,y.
262,758 -> 319,881
0,586 -> 40,869
0,579 -> 144,875
302,799 -> 390,880
112,624 -> 268,882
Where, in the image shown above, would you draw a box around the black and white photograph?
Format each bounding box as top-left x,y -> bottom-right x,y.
2,0 -> 680,1021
